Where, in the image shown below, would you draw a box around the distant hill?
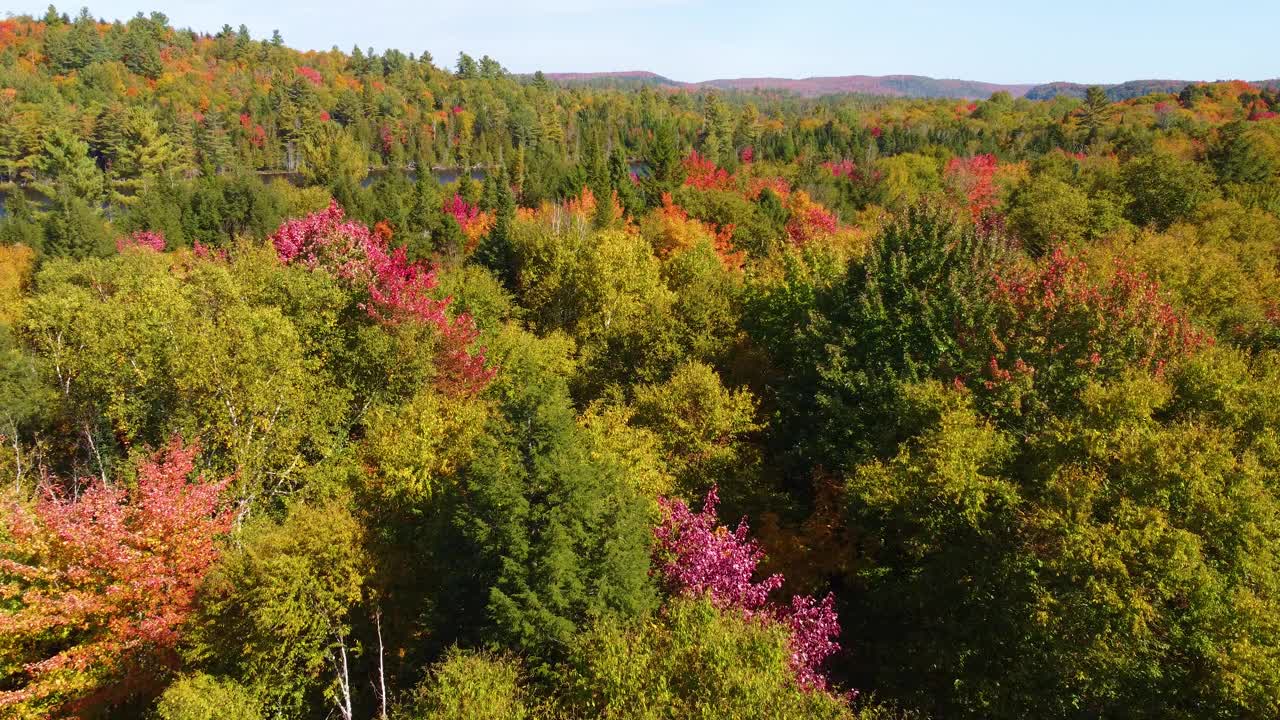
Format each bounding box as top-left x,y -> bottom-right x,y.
539,71 -> 1280,101
1027,80 -> 1202,101
540,71 -> 1033,98
539,71 -> 681,90
1026,79 -> 1280,101
698,75 -> 1035,99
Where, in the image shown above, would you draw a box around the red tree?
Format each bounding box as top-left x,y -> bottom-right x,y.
982,247 -> 1212,398
945,154 -> 1000,225
270,200 -> 494,392
682,151 -> 735,191
822,159 -> 858,180
0,439 -> 233,715
116,229 -> 167,253
655,487 -> 843,691
294,65 -> 323,86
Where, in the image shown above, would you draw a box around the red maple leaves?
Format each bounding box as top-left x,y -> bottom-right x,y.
115,230 -> 167,253
984,247 -> 1212,389
270,200 -> 494,392
0,439 -> 233,715
945,154 -> 1000,224
682,151 -> 735,191
294,66 -> 323,86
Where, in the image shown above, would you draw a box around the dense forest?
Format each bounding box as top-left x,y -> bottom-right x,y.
3,6 -> 1280,719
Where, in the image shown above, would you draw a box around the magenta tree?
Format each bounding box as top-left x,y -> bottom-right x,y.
654,486 -> 843,691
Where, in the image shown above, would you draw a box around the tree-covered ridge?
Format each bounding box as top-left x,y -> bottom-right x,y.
3,5 -> 1280,719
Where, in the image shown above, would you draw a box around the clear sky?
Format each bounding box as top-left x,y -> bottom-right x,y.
8,0 -> 1276,84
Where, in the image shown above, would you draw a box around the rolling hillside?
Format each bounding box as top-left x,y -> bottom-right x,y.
542,71 -> 1279,100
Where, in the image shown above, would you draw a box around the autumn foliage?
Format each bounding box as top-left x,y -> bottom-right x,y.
0,439 -> 232,716
983,247 -> 1212,392
269,200 -> 494,391
5,10 -> 1279,718
655,486 -> 842,691
945,154 -> 1000,224
785,191 -> 839,246
682,150 -> 735,191
115,229 -> 167,253
443,193 -> 495,250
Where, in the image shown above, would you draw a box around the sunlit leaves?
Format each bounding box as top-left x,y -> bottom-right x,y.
0,439 -> 232,716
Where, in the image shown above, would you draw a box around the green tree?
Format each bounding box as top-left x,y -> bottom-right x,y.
1208,121 -> 1278,185
0,323 -> 54,492
760,204 -> 1002,471
661,238 -> 743,364
645,121 -> 682,187
1006,176 -> 1090,254
44,8 -> 105,73
33,126 -> 104,202
1080,85 -> 1112,142
1122,152 -> 1218,229
842,357 -> 1280,719
473,166 -> 516,287
120,16 -> 163,79
631,361 -> 760,497
557,597 -> 855,719
436,327 -> 657,662
455,52 -> 478,80
154,674 -> 263,720
110,110 -> 178,203
0,192 -> 46,251
873,153 -> 942,208
396,650 -> 529,720
188,502 -> 369,718
22,245 -> 348,489
301,122 -> 368,188
507,213 -> 679,394
42,190 -> 111,259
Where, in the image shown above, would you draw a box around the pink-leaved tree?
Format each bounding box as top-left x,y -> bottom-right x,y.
654,486 -> 843,691
116,229 -> 167,253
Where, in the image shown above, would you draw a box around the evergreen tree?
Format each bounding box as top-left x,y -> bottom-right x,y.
110,109 -> 177,203
473,167 -> 517,287
608,145 -> 640,216
1080,85 -> 1112,142
0,192 -> 45,251
34,126 -> 104,202
455,52 -> 478,80
439,331 -> 656,664
45,8 -> 105,73
120,17 -> 163,79
1208,121 -> 1277,185
42,190 -> 111,259
194,111 -> 237,175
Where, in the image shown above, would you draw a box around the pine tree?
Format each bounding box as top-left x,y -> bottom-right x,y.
473,167 -> 517,287
455,52 -> 478,80
45,8 -> 105,73
34,127 -> 104,202
42,190 -> 112,259
110,110 -> 177,203
1208,121 -> 1276,185
194,111 -> 236,174
509,144 -> 526,201
646,121 -> 681,185
442,332 -> 656,662
120,18 -> 162,79
1081,86 -> 1111,143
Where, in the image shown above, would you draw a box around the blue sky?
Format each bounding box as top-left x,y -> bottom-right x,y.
9,0 -> 1276,84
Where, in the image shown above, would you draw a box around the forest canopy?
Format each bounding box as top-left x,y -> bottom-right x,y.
3,6 -> 1280,719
